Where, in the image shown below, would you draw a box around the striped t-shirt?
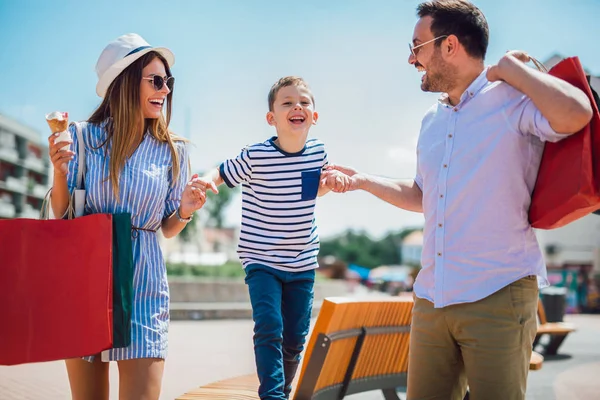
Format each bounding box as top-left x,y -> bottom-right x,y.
219,136 -> 328,272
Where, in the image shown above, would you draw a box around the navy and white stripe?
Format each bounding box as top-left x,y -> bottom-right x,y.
220,137 -> 328,272
67,120 -> 189,362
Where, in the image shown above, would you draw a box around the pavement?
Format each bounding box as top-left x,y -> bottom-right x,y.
1,303 -> 599,399
169,302 -> 324,321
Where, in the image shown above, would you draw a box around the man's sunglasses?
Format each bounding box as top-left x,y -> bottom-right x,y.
142,75 -> 175,91
409,35 -> 448,58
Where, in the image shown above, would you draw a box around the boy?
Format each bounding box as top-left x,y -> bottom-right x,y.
194,76 -> 348,399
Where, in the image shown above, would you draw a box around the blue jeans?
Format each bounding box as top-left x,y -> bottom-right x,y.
244,264 -> 315,400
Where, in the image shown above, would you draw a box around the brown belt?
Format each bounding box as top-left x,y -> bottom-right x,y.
131,226 -> 158,238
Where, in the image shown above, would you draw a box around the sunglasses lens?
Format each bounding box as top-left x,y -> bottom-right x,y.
152,76 -> 164,91
166,77 -> 174,91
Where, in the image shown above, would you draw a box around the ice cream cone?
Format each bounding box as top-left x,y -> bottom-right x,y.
45,111 -> 71,151
45,111 -> 69,133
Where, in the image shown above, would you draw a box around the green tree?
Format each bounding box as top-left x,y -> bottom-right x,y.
204,186 -> 236,228
319,228 -> 421,269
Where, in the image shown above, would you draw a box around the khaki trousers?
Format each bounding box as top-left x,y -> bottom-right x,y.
407,276 -> 539,400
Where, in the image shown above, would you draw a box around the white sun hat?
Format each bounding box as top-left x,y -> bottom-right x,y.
95,33 -> 175,98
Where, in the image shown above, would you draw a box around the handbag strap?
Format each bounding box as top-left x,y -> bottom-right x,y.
39,121 -> 87,220
530,56 -> 548,73
73,121 -> 87,190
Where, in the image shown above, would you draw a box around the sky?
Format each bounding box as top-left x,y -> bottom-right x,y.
1,0 -> 598,239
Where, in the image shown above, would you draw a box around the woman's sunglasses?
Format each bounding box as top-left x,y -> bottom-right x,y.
142,75 -> 175,91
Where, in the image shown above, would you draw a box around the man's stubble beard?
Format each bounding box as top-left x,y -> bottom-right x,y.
421,48 -> 459,94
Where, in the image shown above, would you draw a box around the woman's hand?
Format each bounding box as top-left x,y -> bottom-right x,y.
47,133 -> 74,177
178,174 -> 214,218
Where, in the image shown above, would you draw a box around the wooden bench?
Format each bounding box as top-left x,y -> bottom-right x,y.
529,350 -> 544,370
533,298 -> 576,355
177,296 -> 414,400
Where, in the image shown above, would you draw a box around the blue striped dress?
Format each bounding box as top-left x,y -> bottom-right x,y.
219,137 -> 328,272
66,120 -> 189,362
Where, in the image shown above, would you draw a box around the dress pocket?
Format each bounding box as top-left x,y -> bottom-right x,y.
301,169 -> 321,201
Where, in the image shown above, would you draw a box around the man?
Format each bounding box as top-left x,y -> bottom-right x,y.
323,1 -> 593,399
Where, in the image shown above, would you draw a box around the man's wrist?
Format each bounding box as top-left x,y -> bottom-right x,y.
354,174 -> 367,190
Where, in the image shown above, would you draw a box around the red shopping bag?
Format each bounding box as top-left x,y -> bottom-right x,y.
0,214 -> 114,365
529,56 -> 600,229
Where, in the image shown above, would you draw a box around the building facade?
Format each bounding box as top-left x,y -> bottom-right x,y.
0,114 -> 50,219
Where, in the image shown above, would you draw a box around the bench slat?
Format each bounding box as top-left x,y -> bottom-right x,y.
530,351 -> 544,371
302,297 -> 413,394
176,374 -> 259,400
536,322 -> 576,335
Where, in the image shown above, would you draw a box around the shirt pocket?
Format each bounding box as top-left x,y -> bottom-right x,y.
133,163 -> 171,203
301,168 -> 321,201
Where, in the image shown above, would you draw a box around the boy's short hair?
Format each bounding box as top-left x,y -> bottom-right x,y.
268,76 -> 315,112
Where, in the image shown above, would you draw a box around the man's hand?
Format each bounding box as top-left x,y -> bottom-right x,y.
487,50 -> 531,82
487,49 -> 592,134
321,165 -> 364,193
320,169 -> 351,193
325,164 -> 359,177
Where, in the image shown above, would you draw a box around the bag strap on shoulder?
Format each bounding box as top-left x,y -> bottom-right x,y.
530,57 -> 548,73
73,121 -> 87,190
40,121 -> 87,220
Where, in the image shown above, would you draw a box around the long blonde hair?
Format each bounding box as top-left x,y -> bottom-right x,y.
89,51 -> 182,200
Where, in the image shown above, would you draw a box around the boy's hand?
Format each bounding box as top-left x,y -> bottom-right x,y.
320,169 -> 352,193
190,175 -> 219,195
322,164 -> 364,193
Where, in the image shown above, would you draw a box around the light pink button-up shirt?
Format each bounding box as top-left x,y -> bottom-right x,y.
414,68 -> 568,308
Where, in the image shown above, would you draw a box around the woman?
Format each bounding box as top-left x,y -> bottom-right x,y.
47,33 -> 205,400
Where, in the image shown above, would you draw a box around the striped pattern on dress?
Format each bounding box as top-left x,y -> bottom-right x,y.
66,120 -> 189,361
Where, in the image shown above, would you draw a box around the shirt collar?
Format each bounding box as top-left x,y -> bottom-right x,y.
438,67 -> 490,108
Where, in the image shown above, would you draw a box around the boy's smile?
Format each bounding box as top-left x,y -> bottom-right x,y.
288,113 -> 306,125
267,85 -> 318,133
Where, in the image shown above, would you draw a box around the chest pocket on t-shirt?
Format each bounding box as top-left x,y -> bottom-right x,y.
301,168 -> 321,201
